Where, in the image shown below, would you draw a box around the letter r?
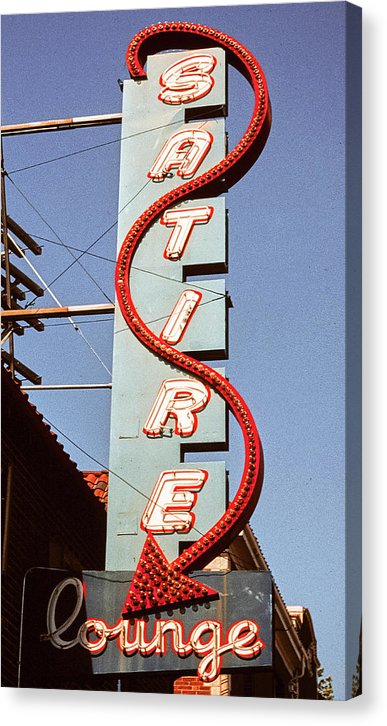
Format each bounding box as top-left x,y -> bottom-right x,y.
143,378 -> 210,437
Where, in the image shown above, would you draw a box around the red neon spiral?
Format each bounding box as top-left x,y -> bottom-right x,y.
116,22 -> 271,616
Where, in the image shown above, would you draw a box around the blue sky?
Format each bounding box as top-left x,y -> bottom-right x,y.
2,2 -> 362,701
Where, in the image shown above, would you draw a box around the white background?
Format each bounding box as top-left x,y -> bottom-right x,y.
1,0 -> 385,722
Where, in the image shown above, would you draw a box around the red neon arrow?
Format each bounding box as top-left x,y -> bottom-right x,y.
123,534 -> 218,617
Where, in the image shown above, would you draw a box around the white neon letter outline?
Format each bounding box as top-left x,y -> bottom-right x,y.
161,290 -> 202,345
44,577 -> 84,650
143,378 -> 210,438
148,129 -> 213,181
141,469 -> 208,534
158,54 -> 217,105
161,206 -> 214,260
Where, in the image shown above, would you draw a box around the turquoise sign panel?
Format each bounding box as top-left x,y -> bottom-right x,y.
107,48 -> 229,570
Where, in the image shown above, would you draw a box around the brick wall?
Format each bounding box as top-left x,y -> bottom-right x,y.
1,369 -> 107,687
174,675 -> 230,696
174,676 -> 213,696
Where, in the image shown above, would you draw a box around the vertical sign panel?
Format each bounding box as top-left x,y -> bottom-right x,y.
107,48 -> 228,569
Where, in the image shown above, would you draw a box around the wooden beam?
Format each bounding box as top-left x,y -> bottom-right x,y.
1,140 -> 15,374
1,303 -> 115,321
1,113 -> 123,137
21,383 -> 112,390
1,259 -> 44,297
4,234 -> 23,258
1,350 -> 41,385
1,322 -> 25,338
1,277 -> 26,301
7,217 -> 42,255
2,301 -> 45,332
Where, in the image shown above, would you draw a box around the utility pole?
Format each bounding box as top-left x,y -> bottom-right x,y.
1,112 -> 121,386
1,140 -> 14,377
1,147 -> 44,383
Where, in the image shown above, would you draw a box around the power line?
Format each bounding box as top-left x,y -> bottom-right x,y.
43,413 -> 204,540
6,119 -> 184,174
41,412 -> 258,574
7,232 -> 112,377
41,317 -> 113,328
6,174 -> 114,305
115,295 -> 227,334
6,104 -> 225,175
26,294 -> 225,332
75,326 -> 112,377
19,232 -> 114,263
25,177 -> 153,305
131,267 -> 227,299
5,104 -> 226,305
24,231 -> 228,300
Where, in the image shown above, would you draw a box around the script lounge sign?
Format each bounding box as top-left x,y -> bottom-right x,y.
19,568 -> 273,687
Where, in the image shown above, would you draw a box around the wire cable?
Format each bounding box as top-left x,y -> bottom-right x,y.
7,104 -> 225,175
23,231 -> 228,300
44,413 -> 205,540
114,295 -> 227,335
47,419 -> 200,535
40,177 -> 152,289
21,177 -> 153,309
7,119 -> 184,174
39,317 -> 114,328
23,294 -> 225,336
74,326 -> 112,377
5,107 -> 225,306
6,174 -> 114,306
41,412 -> 262,574
7,233 -> 112,377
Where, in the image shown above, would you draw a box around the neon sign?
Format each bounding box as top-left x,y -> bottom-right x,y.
148,128 -> 214,181
160,289 -> 202,344
20,568 -> 273,686
141,469 -> 208,534
161,205 -> 214,260
40,574 -> 267,683
36,23 -> 272,685
116,21 -> 271,619
158,53 -> 217,105
143,378 -> 210,437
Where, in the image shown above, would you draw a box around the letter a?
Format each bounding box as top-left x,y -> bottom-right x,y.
148,129 -> 213,181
